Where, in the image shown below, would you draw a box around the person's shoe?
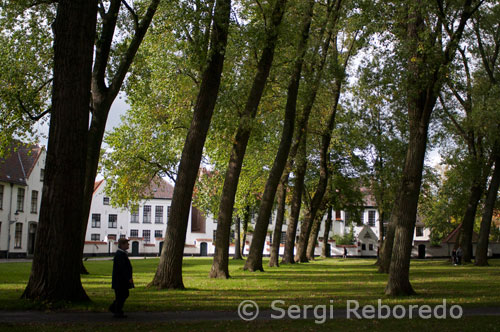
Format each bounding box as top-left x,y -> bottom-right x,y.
108,304 -> 116,313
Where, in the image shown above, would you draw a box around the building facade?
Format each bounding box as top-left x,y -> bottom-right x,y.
0,143 -> 45,258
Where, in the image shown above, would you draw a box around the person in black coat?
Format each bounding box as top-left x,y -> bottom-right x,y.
109,238 -> 134,318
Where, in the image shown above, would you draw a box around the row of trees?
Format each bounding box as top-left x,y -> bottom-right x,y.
1,0 -> 498,302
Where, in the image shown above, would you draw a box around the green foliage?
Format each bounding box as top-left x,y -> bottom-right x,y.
0,2 -> 55,156
333,224 -> 355,245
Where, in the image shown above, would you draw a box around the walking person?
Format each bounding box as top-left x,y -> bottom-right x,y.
343,247 -> 348,259
109,238 -> 134,318
452,248 -> 457,265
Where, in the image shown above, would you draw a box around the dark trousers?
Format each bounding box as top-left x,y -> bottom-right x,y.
110,288 -> 129,314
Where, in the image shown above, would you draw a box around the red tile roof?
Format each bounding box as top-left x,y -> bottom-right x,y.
441,224 -> 479,244
0,141 -> 43,185
142,176 -> 174,199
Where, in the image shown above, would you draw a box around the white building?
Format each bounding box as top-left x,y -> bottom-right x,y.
0,142 -> 45,258
84,178 -> 218,257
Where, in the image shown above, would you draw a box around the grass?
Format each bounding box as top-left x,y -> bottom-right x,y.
2,317 -> 500,332
1,257 -> 499,312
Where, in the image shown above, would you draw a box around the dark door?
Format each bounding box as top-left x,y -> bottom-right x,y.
418,244 -> 426,259
159,241 -> 164,256
131,241 -> 139,256
27,223 -> 37,255
200,242 -> 208,256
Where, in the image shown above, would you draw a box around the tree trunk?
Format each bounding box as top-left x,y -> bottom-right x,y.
244,0 -> 314,272
459,182 -> 484,262
378,218 -> 394,273
233,217 -> 243,260
374,210 -> 385,266
22,0 -> 97,302
475,155 -> 500,266
306,208 -> 326,261
282,137 -> 307,264
269,178 -> 287,267
150,0 -> 231,289
321,206 -> 333,258
241,206 -> 250,256
211,0 -> 286,278
79,0 -> 160,274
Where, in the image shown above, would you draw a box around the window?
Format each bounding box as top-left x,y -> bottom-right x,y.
31,191 -> 38,214
155,206 -> 163,224
167,206 -> 171,222
15,223 -> 22,248
120,234 -> 126,239
91,214 -> 101,228
40,168 -> 44,182
17,188 -> 25,212
416,227 -> 423,237
0,184 -> 3,209
103,197 -> 110,205
368,211 -> 376,226
108,214 -> 117,228
143,230 -> 151,243
155,230 -> 163,238
91,234 -> 100,241
369,243 -> 374,251
281,231 -> 286,244
143,205 -> 151,223
213,230 -> 217,242
130,208 -> 139,223
335,210 -> 342,220
358,211 -> 364,226
130,229 -> 138,238
361,243 -> 366,250
344,211 -> 350,223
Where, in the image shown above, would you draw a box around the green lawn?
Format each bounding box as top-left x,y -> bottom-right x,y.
1,257 -> 499,312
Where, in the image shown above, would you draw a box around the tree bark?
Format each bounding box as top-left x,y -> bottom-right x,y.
150,0 -> 231,289
241,206 -> 250,256
244,0 -> 315,272
233,217 -> 243,260
79,0 -> 160,274
211,0 -> 287,278
321,206 -> 333,258
475,155 -> 500,266
459,182 -> 484,262
282,136 -> 307,264
22,0 -> 98,302
306,207 -> 327,261
385,0 -> 476,296
378,217 -> 394,273
269,178 -> 287,267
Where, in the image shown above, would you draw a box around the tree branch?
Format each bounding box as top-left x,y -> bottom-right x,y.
16,94 -> 51,121
121,0 -> 139,29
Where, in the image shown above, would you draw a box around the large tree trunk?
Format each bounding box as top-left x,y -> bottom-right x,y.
321,206 -> 333,258
378,216 -> 395,273
475,155 -> 500,266
459,182 -> 484,262
244,0 -> 314,272
269,178 -> 288,267
385,0 -> 475,296
150,0 -> 231,289
374,210 -> 385,266
22,0 -> 98,302
79,0 -> 160,274
233,217 -> 243,260
210,0 -> 287,278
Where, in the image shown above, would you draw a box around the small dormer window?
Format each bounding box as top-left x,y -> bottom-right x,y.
416,227 -> 423,237
103,197 -> 110,205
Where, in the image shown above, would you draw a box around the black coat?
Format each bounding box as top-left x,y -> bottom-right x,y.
112,249 -> 134,290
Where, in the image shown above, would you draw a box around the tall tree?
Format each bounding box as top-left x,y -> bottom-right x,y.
79,0 -> 161,273
244,0 -> 315,271
385,0 -> 480,296
22,0 -> 98,302
149,0 -> 231,289
210,0 -> 287,278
